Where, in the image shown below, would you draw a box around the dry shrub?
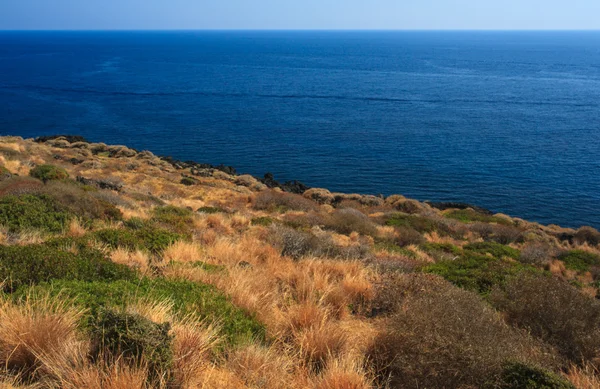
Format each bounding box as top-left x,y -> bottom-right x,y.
368,274 -> 554,389
325,209 -> 377,237
316,357 -> 373,389
254,190 -> 318,212
519,242 -> 555,266
297,321 -> 348,369
490,273 -> 600,366
575,226 -> 600,246
392,226 -> 424,247
471,222 -> 522,244
0,177 -> 44,196
0,294 -> 83,378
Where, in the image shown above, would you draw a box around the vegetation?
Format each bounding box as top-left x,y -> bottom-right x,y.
1,136 -> 599,388
29,164 -> 69,182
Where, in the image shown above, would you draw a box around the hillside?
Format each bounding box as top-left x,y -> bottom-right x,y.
0,135 -> 599,388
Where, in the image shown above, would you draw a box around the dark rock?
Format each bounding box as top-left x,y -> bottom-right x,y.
260,173 -> 310,194
70,158 -> 84,165
425,201 -> 493,215
35,135 -> 89,144
160,156 -> 237,176
76,176 -> 123,192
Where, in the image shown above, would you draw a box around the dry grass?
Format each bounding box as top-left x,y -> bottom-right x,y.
110,247 -> 151,273
66,218 -> 87,237
163,240 -> 202,263
565,364 -> 600,389
0,294 -> 84,377
315,357 -> 373,389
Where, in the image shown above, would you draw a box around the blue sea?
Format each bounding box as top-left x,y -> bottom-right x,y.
0,31 -> 599,229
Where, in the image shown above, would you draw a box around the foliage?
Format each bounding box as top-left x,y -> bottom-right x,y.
91,309 -> 173,379
0,244 -> 135,292
490,273 -> 600,365
251,216 -> 274,226
574,226 -> 600,246
464,241 -> 520,259
253,190 -> 318,213
424,251 -> 532,295
197,206 -> 226,214
368,274 -> 553,389
18,278 -> 265,345
0,194 -> 71,233
500,362 -> 575,389
29,164 -> 69,182
180,177 -> 197,186
151,205 -> 194,234
558,250 -> 600,272
421,242 -> 462,255
324,208 -> 377,236
446,209 -> 513,225
93,226 -> 181,253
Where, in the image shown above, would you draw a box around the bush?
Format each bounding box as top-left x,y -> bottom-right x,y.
0,244 -> 135,292
368,274 -> 554,389
197,206 -> 226,214
421,242 -> 462,255
151,205 -> 194,234
446,209 -> 513,225
251,216 -> 274,226
324,208 -> 377,236
18,278 -> 265,345
29,164 -> 69,182
558,250 -> 600,273
91,309 -> 173,379
464,241 -> 520,259
574,226 -> 600,246
500,362 -> 575,389
520,243 -> 555,266
93,226 -> 181,254
490,273 -> 600,365
424,251 -> 532,295
180,177 -> 197,186
41,181 -> 123,222
385,213 -> 448,234
0,176 -> 44,196
269,225 -> 327,260
392,226 -> 425,247
0,165 -> 11,181
0,194 -> 71,233
253,190 -> 318,212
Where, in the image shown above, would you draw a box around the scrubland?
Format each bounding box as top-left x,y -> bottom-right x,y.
0,135 -> 600,388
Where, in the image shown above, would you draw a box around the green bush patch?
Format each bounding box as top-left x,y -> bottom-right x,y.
464,242 -> 520,259
91,309 -> 173,380
0,244 -> 135,292
500,362 -> 575,389
0,194 -> 72,233
558,250 -> 600,272
151,205 -> 194,234
251,216 -> 274,226
446,209 -> 512,225
197,206 -> 226,214
29,164 -> 69,182
93,226 -> 181,254
421,242 -> 462,255
424,252 -> 532,295
17,277 -> 265,345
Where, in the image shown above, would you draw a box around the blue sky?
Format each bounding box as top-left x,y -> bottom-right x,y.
1,0 -> 599,30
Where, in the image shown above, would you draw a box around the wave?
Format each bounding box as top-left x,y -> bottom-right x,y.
1,83 -> 598,108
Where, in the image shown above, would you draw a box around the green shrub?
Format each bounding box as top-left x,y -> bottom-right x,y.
197,206 -> 226,214
93,226 -> 181,254
421,242 -> 462,255
29,164 -> 69,182
558,250 -> 600,272
500,362 -> 575,389
251,216 -> 274,226
0,165 -> 11,181
375,242 -> 417,258
0,244 -> 135,292
151,205 -> 194,234
0,194 -> 71,233
424,252 -> 532,295
91,309 -> 173,380
385,213 -> 451,235
446,209 -> 513,225
490,273 -> 600,365
18,278 -> 265,345
464,242 -> 520,259
124,217 -> 147,230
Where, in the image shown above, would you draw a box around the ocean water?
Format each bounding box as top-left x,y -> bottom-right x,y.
0,31 -> 599,229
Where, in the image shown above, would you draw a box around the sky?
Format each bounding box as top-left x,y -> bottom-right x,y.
1,0 -> 599,30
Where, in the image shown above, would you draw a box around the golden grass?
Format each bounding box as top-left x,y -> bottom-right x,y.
0,294 -> 84,377
66,218 -> 86,238
163,240 -> 202,263
315,357 -> 373,389
565,364 -> 600,389
110,247 -> 151,273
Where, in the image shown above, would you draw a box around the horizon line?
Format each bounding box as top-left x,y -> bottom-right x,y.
1,28 -> 600,32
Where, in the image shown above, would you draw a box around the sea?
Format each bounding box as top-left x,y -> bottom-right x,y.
0,31 -> 599,229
